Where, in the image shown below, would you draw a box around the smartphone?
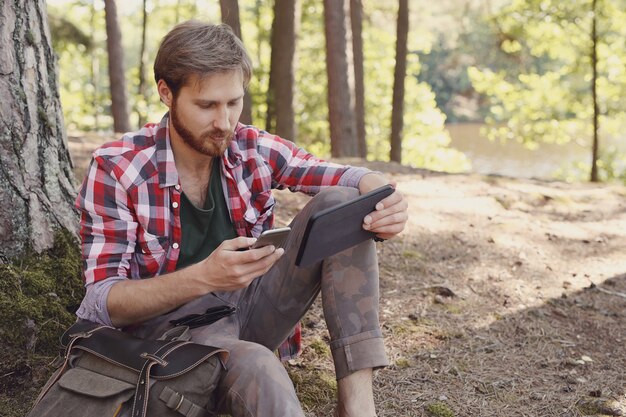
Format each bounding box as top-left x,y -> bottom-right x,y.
250,227 -> 291,249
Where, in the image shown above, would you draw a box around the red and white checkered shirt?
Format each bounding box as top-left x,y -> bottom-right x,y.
75,113 -> 369,359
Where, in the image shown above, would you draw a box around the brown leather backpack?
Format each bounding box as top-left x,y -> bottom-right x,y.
27,320 -> 227,417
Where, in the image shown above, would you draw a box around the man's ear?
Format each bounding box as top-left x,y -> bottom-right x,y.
157,79 -> 173,107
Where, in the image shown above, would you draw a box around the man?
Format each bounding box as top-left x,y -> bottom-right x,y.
75,21 -> 408,417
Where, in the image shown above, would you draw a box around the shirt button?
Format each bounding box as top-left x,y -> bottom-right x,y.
172,202 -> 179,209
172,242 -> 179,249
174,184 -> 181,191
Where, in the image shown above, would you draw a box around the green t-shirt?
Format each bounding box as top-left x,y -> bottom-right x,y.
176,160 -> 238,270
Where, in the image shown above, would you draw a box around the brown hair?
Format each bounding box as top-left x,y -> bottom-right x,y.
153,21 -> 252,96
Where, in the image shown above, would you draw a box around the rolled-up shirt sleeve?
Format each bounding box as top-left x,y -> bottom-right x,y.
253,129 -> 376,193
75,155 -> 137,325
337,166 -> 376,188
75,278 -> 126,326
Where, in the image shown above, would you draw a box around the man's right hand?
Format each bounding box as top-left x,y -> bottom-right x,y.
107,236 -> 284,328
195,236 -> 285,292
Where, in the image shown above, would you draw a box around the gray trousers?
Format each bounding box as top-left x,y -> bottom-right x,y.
132,187 -> 389,417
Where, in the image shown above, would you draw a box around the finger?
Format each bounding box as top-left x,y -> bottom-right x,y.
221,236 -> 257,251
238,248 -> 285,282
258,247 -> 285,274
226,245 -> 277,270
374,189 -> 402,212
246,245 -> 279,261
371,222 -> 406,240
364,211 -> 408,232
364,194 -> 407,225
371,221 -> 406,235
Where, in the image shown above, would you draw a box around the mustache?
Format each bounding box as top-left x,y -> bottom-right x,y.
201,128 -> 234,141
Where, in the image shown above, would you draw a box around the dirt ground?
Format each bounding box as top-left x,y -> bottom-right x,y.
68,136 -> 626,417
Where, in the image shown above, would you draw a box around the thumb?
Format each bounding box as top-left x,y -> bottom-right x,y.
221,236 -> 257,251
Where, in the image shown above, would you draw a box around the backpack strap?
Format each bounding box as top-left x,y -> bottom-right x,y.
159,386 -> 211,417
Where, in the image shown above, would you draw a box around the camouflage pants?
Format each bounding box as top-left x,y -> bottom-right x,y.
132,187 -> 389,417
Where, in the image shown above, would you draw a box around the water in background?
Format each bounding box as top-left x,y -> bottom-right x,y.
446,123 -> 626,180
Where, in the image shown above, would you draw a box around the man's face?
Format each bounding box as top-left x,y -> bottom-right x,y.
167,70 -> 245,157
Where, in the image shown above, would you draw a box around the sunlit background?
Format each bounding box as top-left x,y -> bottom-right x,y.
47,0 -> 626,182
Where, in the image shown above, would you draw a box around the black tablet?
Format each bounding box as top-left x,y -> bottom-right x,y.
295,184 -> 395,267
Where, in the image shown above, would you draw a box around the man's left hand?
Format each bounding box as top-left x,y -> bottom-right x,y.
358,173 -> 408,240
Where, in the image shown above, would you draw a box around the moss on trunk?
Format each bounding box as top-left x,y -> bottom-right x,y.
0,231 -> 83,417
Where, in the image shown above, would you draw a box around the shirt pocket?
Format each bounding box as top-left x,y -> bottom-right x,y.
243,190 -> 275,226
135,230 -> 168,276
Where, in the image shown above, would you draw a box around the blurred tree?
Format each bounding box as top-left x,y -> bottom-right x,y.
323,0 -> 358,157
135,0 -> 149,128
266,0 -> 299,140
590,0 -> 599,182
48,13 -> 92,52
104,0 -> 132,132
390,0 -> 408,163
469,0 -> 626,182
220,0 -> 253,125
90,3 -> 102,130
0,0 -> 77,259
350,0 -> 366,157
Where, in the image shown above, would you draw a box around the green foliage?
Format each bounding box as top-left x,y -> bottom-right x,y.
48,0 -> 469,172
417,2 -> 527,123
468,0 -> 626,181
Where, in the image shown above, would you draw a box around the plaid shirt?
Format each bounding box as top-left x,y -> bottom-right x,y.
75,113 -> 369,359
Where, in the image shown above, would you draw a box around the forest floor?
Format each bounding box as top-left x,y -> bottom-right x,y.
67,135 -> 626,417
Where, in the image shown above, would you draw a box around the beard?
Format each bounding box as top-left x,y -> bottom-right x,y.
170,100 -> 234,157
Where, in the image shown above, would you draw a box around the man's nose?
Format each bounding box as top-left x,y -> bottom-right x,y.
214,106 -> 230,131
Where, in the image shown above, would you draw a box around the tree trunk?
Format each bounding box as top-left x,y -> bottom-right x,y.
323,0 -> 358,157
590,0 -> 599,182
104,0 -> 132,133
0,0 -> 78,259
390,0 -> 409,163
350,0 -> 367,158
135,0 -> 149,128
266,0 -> 299,140
219,0 -> 253,125
90,1 -> 100,130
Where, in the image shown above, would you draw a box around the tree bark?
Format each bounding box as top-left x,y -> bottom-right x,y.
590,0 -> 599,182
0,0 -> 78,259
350,0 -> 367,158
390,0 -> 409,163
323,0 -> 358,157
104,0 -> 132,133
266,0 -> 299,140
219,0 -> 253,125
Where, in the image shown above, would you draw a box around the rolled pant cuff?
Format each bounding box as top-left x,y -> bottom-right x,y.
330,330 -> 389,380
